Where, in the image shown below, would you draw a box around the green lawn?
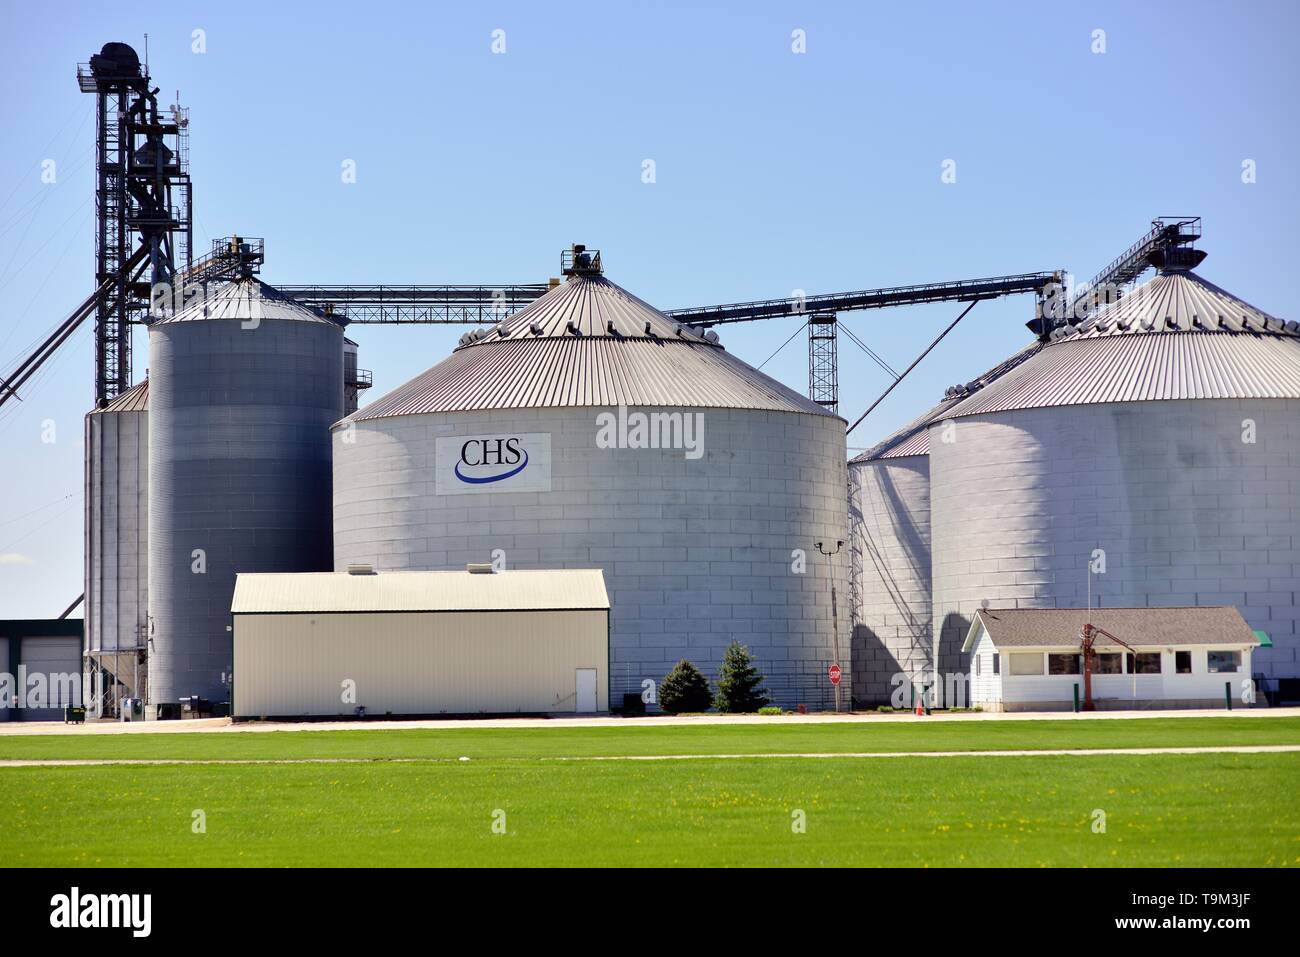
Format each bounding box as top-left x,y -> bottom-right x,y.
0,714 -> 1297,761
2,717 -> 1297,867
3,755 -> 1296,867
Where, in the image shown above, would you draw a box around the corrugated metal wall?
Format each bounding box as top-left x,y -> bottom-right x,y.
930,398 -> 1300,684
850,456 -> 932,705
233,609 -> 609,716
333,406 -> 850,711
149,317 -> 342,705
85,397 -> 149,667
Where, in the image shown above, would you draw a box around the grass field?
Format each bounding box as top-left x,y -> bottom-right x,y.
3,716 -> 1298,867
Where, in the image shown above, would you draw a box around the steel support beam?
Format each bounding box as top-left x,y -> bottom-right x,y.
275,284 -> 552,324
663,272 -> 1060,327
807,314 -> 838,414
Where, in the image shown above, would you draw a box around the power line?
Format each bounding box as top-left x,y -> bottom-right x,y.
0,193 -> 93,298
0,100 -> 92,220
0,204 -> 94,360
0,491 -> 79,529
0,496 -> 80,553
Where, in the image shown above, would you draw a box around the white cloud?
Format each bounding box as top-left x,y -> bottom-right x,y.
0,553 -> 34,565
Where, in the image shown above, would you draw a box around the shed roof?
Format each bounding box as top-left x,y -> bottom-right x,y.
350,274 -> 836,421
961,606 -> 1260,652
232,568 -> 610,614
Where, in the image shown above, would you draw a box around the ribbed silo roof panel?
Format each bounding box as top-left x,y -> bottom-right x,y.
151,277 -> 343,325
351,275 -> 837,421
936,269 -> 1300,418
944,333 -> 1300,417
92,377 -> 149,413
1066,270 -> 1290,338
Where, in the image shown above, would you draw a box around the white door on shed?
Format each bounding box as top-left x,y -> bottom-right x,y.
575,668 -> 597,712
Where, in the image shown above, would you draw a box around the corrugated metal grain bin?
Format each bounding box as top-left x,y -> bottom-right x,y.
84,378 -> 150,713
848,407 -> 942,706
849,344 -> 1039,706
332,254 -> 849,711
148,278 -> 343,706
231,568 -> 610,717
928,256 -> 1300,684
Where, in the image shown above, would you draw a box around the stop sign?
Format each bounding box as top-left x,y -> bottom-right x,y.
829,664 -> 842,686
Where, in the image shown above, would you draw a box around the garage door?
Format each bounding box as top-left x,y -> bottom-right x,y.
19,636 -> 82,719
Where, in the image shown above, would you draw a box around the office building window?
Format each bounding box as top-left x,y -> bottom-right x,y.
1048,653 -> 1081,675
1126,653 -> 1162,675
1207,651 -> 1241,674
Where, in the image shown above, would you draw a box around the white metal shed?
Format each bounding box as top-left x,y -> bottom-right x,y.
231,568 -> 609,718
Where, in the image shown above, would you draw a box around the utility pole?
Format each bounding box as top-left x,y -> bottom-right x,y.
816,540 -> 845,712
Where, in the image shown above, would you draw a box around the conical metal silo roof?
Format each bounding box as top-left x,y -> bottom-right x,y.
352,273 -> 838,421
90,377 -> 149,413
151,277 -> 343,325
941,263 -> 1300,418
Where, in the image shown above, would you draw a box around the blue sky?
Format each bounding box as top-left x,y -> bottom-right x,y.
1,0 -> 1297,616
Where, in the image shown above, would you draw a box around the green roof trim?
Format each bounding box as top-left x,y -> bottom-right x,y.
1253,629 -> 1273,648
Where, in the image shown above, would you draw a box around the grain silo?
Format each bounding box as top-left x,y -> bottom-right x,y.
849,404 -> 944,706
333,249 -> 849,710
84,378 -> 150,715
928,251 -> 1300,685
147,278 -> 343,707
849,346 -> 1040,705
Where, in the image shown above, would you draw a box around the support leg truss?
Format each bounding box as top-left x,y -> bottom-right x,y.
807,313 -> 838,414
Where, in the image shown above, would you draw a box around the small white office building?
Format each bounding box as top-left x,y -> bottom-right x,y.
231,567 -> 610,718
962,607 -> 1264,712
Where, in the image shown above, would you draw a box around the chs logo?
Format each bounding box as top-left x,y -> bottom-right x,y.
454,437 -> 528,484
436,433 -> 551,496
